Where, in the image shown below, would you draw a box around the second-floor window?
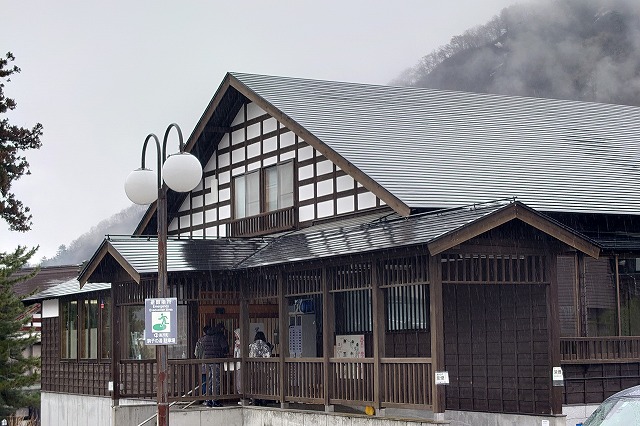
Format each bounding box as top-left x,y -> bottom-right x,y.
234,161 -> 294,219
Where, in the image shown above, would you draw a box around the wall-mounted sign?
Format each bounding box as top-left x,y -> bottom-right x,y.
435,371 -> 450,385
144,297 -> 177,345
552,366 -> 564,386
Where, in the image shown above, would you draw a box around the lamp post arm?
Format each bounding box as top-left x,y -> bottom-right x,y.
141,133 -> 162,191
162,123 -> 185,155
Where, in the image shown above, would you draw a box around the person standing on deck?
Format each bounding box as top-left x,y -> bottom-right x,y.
201,323 -> 229,407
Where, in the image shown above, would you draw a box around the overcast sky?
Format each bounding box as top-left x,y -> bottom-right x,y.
1,0 -> 523,260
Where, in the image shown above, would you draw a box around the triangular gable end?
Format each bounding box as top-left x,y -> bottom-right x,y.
427,201 -> 600,258
79,239 -> 141,287
135,72 -> 411,240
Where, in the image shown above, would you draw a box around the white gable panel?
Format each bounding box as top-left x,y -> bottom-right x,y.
246,102 -> 266,120
219,133 -> 230,150
337,175 -> 354,192
300,204 -> 314,221
358,192 -> 377,209
299,184 -> 314,201
204,152 -> 217,173
298,146 -> 313,161
317,180 -> 333,197
264,136 -> 277,153
263,117 -> 277,133
231,107 -> 245,126
317,200 -> 334,218
42,299 -> 59,318
232,129 -> 244,145
247,122 -> 260,139
281,150 -> 295,161
168,219 -> 179,232
281,131 -> 295,147
337,196 -> 355,214
316,160 -> 333,176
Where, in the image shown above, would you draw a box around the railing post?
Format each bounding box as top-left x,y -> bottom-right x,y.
277,270 -> 288,408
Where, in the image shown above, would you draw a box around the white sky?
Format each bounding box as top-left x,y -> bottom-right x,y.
0,0 -> 522,260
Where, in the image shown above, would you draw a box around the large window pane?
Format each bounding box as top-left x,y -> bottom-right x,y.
617,257 -> 640,336
80,299 -> 98,359
585,257 -> 617,336
61,300 -> 78,359
265,166 -> 278,211
234,175 -> 246,218
101,297 -> 112,359
123,306 -> 155,360
167,305 -> 188,359
246,171 -> 260,216
278,161 -> 294,209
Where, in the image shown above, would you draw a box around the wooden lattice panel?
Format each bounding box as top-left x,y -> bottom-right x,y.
285,268 -> 322,296
380,254 -> 429,287
329,262 -> 372,292
442,253 -> 548,284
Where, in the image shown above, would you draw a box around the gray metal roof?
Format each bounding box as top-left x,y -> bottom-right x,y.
105,236 -> 266,275
102,201 -> 582,273
231,72 -> 640,216
23,278 -> 110,302
237,201 -> 510,268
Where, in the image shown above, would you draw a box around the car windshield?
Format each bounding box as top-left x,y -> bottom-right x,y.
584,398 -> 640,425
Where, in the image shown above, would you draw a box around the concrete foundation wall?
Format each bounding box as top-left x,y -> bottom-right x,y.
563,404 -> 599,426
41,393 -> 112,426
443,410 -> 566,426
40,394 -> 598,426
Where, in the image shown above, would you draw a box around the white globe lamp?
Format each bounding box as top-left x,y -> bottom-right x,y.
124,168 -> 158,205
162,152 -> 203,193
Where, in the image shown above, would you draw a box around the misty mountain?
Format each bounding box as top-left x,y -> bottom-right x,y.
393,0 -> 640,106
40,204 -> 146,267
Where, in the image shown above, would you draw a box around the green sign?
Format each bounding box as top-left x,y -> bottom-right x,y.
145,297 -> 177,345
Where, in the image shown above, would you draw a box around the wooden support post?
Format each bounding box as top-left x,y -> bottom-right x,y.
548,253 -> 563,414
371,259 -> 384,409
429,254 -> 445,414
239,274 -> 249,402
322,266 -> 334,410
111,286 -> 121,404
277,270 -> 288,407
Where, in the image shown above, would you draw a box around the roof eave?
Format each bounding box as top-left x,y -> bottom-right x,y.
78,239 -> 141,287
427,202 -> 600,258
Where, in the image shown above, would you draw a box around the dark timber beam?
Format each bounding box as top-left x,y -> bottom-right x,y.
429,254 -> 445,414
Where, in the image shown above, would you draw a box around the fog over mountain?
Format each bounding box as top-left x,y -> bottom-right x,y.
393,0 -> 640,106
40,204 -> 146,266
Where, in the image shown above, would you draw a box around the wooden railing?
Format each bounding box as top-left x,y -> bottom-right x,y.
381,358 -> 433,408
119,356 -> 433,409
284,358 -> 324,403
329,358 -> 374,406
560,337 -> 640,363
230,206 -> 296,237
245,358 -> 280,400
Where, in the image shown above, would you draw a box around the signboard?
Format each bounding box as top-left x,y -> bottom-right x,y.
552,366 -> 564,386
145,297 -> 178,345
435,371 -> 450,385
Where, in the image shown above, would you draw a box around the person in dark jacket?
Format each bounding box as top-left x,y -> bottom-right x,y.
200,323 -> 229,407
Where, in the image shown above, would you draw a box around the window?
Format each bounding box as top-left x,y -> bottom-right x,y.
61,300 -> 78,359
61,295 -> 112,360
123,306 -> 155,360
234,161 -> 294,219
100,297 -> 112,359
80,299 -> 98,359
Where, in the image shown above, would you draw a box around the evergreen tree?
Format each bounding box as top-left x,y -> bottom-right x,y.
0,246 -> 40,418
1,52 -> 43,232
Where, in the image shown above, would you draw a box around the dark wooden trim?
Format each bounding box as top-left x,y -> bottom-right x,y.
371,259 -> 384,409
322,266 -> 331,408
277,270 -> 287,406
615,254 -> 622,336
429,254 -> 445,413
240,277 -> 249,400
548,251 -> 562,414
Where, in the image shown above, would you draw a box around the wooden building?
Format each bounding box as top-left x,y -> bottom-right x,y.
27,73 -> 640,426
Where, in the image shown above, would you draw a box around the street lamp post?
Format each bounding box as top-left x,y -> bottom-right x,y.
124,123 -> 202,426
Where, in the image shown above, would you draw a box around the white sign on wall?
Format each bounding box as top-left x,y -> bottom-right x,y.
435,371 -> 450,385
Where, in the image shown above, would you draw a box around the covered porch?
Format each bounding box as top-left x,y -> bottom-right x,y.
45,201 -> 602,424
